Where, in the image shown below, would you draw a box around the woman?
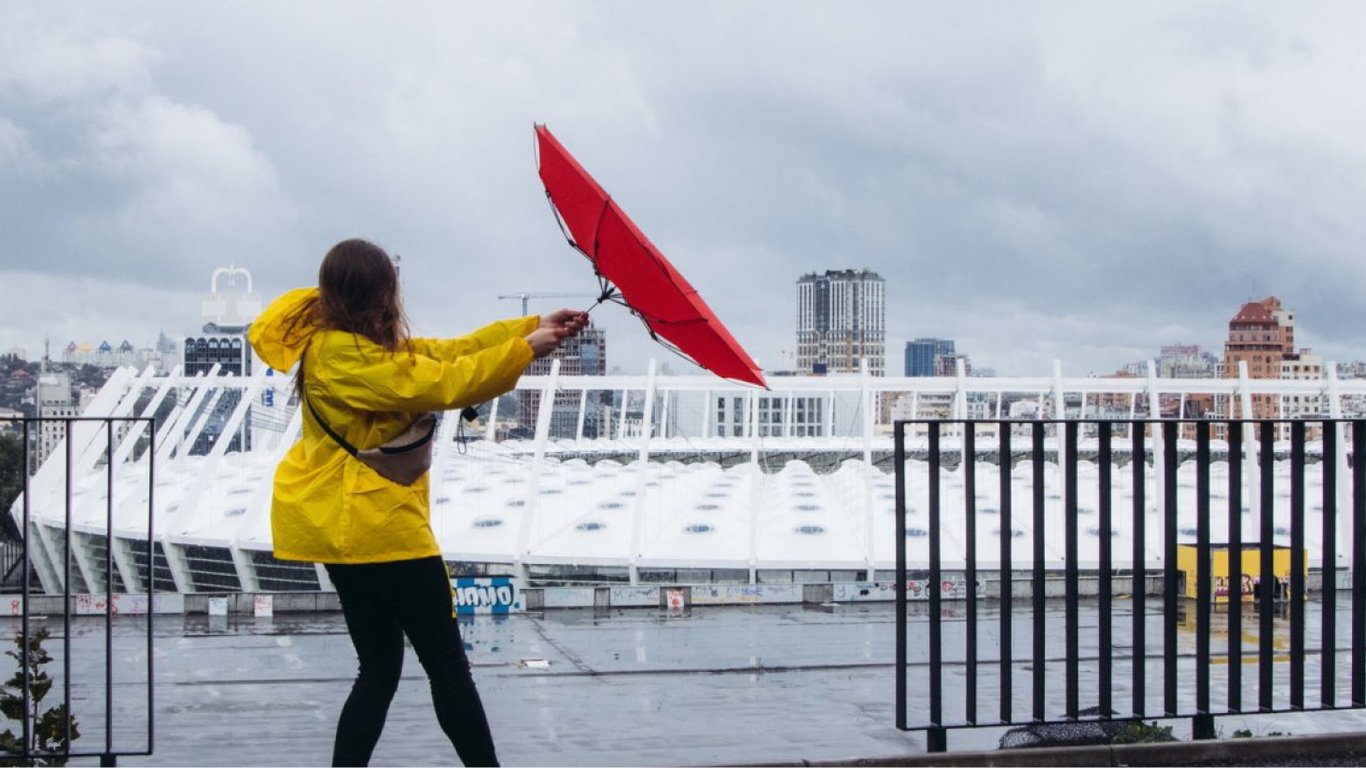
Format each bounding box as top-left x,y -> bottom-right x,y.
249,238 -> 585,766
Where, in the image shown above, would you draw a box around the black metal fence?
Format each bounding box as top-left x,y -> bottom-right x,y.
1,417 -> 156,766
895,418 -> 1366,752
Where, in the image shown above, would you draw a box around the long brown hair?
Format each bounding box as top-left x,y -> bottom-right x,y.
284,239 -> 410,393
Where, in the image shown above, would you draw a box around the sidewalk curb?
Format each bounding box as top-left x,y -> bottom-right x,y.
738,730 -> 1366,766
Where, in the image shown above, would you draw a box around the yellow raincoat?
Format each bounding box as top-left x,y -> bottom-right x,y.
248,287 -> 539,563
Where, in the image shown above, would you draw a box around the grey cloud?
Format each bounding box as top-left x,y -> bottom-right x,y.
2,1 -> 1366,376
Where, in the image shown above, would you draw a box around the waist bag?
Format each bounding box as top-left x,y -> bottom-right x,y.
303,391 -> 437,486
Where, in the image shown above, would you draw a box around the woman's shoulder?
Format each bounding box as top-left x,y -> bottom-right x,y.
310,330 -> 416,371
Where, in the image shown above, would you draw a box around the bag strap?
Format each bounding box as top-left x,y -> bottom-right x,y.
302,388 -> 360,457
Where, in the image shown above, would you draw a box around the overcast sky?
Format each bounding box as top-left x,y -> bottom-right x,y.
3,2 -> 1366,377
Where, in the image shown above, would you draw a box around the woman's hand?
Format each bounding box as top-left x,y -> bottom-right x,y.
540,309 -> 588,338
525,328 -> 563,359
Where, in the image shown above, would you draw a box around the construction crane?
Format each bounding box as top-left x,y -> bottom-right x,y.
497,291 -> 597,316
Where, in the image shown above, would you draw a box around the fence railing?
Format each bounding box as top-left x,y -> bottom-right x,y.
894,418 -> 1366,752
2,417 -> 156,766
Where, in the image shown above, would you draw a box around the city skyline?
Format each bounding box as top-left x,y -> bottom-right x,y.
4,5 -> 1366,376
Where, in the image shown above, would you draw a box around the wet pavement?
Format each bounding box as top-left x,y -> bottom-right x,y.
14,600 -> 1366,766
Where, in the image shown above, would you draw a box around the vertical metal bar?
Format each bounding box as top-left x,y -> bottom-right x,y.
147,418 -> 157,754
63,418 -> 73,755
964,424 -> 977,725
1132,422 -> 1146,718
1356,420 -> 1366,707
1160,422 -> 1178,717
1064,421 -> 1079,720
1195,421 -> 1213,738
1259,420 -> 1275,712
1228,421 -> 1243,712
927,422 -> 945,752
1162,422 -> 1179,716
1032,422 -> 1045,722
1098,422 -> 1113,719
1290,420 -> 1306,710
105,421 -> 115,758
1322,420 -> 1337,709
20,419 -> 31,757
895,421 -> 907,731
999,424 -> 1013,724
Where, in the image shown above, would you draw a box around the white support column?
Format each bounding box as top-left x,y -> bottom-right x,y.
112,365 -> 182,466
701,390 -> 712,438
175,387 -> 226,466
484,396 -> 499,442
173,367 -> 270,560
110,538 -> 142,595
1147,361 -> 1163,530
749,389 -> 760,465
660,384 -> 671,440
629,359 -> 658,585
516,359 -> 560,577
617,389 -> 629,439
1054,361 -> 1068,511
156,367 -> 220,463
1238,361 -> 1258,529
954,358 -> 968,466
865,364 -> 882,580
232,404 -> 304,588
1326,364 -> 1351,572
575,389 -> 588,441
861,358 -> 874,467
825,392 -> 835,438
426,402 -> 464,544
534,360 -> 561,461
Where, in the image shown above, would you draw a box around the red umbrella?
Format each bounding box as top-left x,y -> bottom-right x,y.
535,124 -> 768,389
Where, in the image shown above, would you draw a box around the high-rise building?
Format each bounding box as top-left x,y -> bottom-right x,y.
1223,297 -> 1289,421
518,322 -> 609,438
1222,296 -> 1323,430
905,338 -> 955,377
796,269 -> 885,376
184,267 -> 259,454
35,371 -> 77,467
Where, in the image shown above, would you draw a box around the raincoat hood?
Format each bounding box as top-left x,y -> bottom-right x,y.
248,287 -> 319,372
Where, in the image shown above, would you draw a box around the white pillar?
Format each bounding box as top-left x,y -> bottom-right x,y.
1147,360 -> 1163,539
483,395 -> 499,442
629,359 -> 658,584
516,359 -> 561,577
575,389 -> 588,441
1238,361 -> 1258,531
1326,364 -> 1351,573
701,390 -> 712,438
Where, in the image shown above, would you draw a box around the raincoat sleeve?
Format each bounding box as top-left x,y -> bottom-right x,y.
314,332 -> 534,413
408,316 -> 539,361
248,287 -> 320,372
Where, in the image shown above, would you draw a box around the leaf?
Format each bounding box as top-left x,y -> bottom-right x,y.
29,677 -> 51,704
0,697 -> 21,722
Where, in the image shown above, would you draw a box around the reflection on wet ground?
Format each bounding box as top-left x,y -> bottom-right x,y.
15,600 -> 1366,766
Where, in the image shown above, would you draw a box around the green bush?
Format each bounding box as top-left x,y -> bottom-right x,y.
1113,720 -> 1176,744
0,628 -> 80,766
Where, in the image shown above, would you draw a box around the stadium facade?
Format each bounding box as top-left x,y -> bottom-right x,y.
9,359 -> 1366,595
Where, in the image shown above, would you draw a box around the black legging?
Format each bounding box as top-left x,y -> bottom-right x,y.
325,556 -> 499,767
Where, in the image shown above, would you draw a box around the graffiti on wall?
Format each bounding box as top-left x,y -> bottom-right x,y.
452,577 -> 523,615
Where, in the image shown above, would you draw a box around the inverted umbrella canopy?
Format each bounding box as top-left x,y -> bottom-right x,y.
535,124 -> 767,389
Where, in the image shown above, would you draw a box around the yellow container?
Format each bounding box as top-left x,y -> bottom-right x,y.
1175,543 -> 1301,603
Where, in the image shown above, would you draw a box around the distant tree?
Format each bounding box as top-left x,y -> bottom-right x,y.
0,435 -> 19,537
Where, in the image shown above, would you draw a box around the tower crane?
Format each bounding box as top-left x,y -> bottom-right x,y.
497,291 -> 597,316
